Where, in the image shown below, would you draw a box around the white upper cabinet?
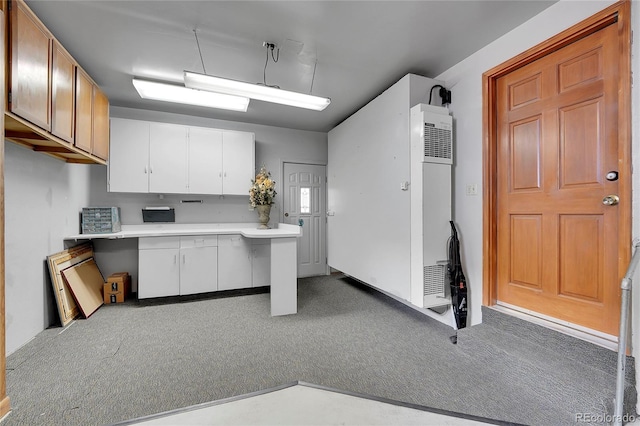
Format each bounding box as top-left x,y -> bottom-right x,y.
187,127 -> 223,195
108,118 -> 150,193
221,130 -> 255,195
108,118 -> 255,195
149,123 -> 188,194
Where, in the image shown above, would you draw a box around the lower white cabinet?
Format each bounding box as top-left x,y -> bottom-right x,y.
138,236 -> 218,298
138,234 -> 269,298
252,240 -> 270,287
138,237 -> 180,299
218,235 -> 252,291
179,236 -> 219,295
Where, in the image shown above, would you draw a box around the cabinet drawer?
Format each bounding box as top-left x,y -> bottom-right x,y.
180,235 -> 218,248
218,234 -> 245,246
139,236 -> 180,250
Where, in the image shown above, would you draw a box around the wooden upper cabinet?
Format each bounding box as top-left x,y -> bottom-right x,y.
5,0 -> 109,164
10,0 -> 52,131
92,86 -> 109,160
51,41 -> 75,143
74,69 -> 110,160
74,67 -> 93,153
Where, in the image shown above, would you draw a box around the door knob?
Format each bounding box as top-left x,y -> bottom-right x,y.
602,195 -> 620,205
284,212 -> 289,217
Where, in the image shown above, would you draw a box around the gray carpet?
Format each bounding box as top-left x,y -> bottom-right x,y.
4,274 -> 636,425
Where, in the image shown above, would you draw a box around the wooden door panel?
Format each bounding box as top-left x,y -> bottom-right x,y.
496,23 -> 620,336
559,99 -> 603,188
558,214 -> 603,301
510,215 -> 542,289
509,74 -> 542,109
558,48 -> 603,92
510,116 -> 542,192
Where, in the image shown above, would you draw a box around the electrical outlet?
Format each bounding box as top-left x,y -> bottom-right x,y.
466,184 -> 478,196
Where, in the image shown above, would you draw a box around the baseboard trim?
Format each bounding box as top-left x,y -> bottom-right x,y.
492,302 -> 618,351
0,396 -> 11,420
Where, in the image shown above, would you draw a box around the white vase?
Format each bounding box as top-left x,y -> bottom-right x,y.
256,204 -> 272,229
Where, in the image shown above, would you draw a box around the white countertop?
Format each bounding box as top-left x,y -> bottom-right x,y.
65,222 -> 302,240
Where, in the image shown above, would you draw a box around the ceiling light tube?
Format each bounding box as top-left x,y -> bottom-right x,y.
132,78 -> 250,112
183,71 -> 331,111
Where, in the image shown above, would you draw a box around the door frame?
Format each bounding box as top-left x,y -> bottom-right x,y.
482,1 -> 632,307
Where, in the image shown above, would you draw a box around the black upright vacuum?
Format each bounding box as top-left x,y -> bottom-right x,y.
447,221 -> 468,341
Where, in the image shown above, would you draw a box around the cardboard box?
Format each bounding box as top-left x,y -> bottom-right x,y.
105,291 -> 124,304
103,272 -> 130,304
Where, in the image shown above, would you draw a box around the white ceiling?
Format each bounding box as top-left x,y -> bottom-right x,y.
26,0 -> 557,133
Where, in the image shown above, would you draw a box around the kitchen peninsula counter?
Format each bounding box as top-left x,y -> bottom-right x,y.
65,223 -> 300,316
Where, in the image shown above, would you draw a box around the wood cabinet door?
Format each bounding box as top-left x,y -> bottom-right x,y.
10,0 -> 51,130
149,123 -> 188,194
74,67 -> 93,153
188,126 -> 223,194
91,85 -> 109,160
51,41 -> 75,143
222,130 -> 255,195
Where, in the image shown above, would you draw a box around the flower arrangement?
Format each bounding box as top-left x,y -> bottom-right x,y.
249,165 -> 277,207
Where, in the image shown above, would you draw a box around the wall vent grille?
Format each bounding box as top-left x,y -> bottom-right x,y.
423,264 -> 446,296
424,123 -> 452,161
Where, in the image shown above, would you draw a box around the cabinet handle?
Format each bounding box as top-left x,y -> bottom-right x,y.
224,172 -> 227,177
219,172 -> 222,178
173,254 -> 177,264
150,166 -> 153,173
144,166 -> 148,174
182,254 -> 186,264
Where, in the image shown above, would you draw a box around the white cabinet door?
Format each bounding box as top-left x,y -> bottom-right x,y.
252,240 -> 270,287
179,235 -> 218,295
108,118 -> 150,192
218,235 -> 252,290
149,123 -> 188,194
138,247 -> 180,298
222,130 -> 255,195
188,127 -> 223,194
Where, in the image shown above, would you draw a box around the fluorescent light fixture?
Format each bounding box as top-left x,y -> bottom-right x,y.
132,78 -> 250,112
183,71 -> 331,111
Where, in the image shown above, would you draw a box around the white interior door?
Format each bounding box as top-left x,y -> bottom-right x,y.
283,163 -> 327,277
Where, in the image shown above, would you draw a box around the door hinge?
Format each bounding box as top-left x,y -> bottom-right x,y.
8,92 -> 11,104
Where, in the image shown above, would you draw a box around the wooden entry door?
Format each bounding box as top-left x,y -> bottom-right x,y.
494,19 -> 626,337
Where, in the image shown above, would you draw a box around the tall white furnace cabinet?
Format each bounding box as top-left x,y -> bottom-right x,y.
327,73 -> 454,325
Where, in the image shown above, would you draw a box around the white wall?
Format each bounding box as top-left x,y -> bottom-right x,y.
327,74 -> 444,304
4,142 -> 92,355
434,0 -> 638,408
5,107 -> 327,355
